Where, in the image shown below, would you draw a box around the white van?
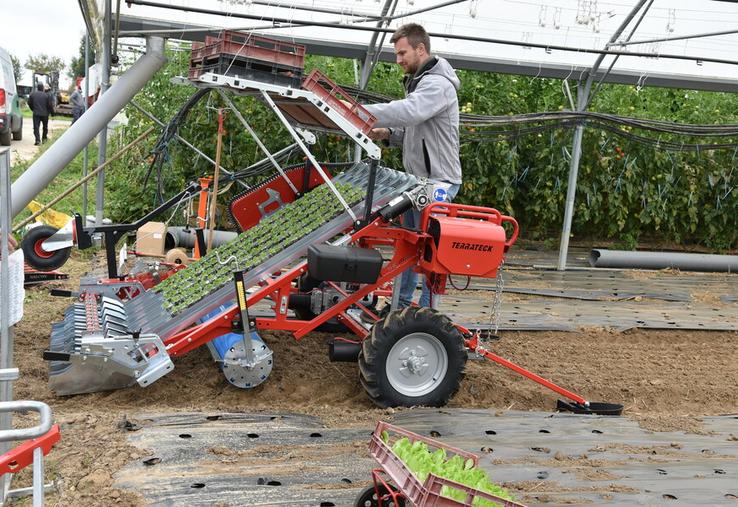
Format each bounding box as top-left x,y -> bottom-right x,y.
0,46 -> 23,146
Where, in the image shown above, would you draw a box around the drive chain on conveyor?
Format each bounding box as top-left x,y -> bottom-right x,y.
152,182 -> 365,315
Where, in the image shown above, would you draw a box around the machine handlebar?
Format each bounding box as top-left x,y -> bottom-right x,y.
420,202 -> 519,248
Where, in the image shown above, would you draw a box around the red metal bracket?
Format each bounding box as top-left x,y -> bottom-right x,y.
465,337 -> 587,405
0,425 -> 61,476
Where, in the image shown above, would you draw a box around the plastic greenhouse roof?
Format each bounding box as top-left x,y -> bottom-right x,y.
101,0 -> 738,92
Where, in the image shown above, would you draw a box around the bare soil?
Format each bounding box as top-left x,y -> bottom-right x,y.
9,254 -> 738,506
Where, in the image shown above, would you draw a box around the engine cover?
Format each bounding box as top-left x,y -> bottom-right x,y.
420,204 -> 514,278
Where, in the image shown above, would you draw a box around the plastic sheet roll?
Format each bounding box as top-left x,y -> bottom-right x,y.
589,249 -> 738,272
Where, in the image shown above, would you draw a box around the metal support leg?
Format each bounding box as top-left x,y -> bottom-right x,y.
217,90 -> 299,195
96,0 -> 113,227
234,270 -> 255,365
557,121 -> 584,271
82,33 -> 90,219
390,274 -> 402,312
32,447 -> 43,507
363,159 -> 378,225
0,148 -> 14,502
259,91 -> 357,223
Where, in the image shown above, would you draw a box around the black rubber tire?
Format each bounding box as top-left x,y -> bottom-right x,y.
0,129 -> 10,146
358,306 -> 467,408
354,484 -> 405,507
21,225 -> 72,271
12,117 -> 22,141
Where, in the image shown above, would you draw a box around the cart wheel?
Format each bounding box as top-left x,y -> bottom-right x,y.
358,306 -> 467,408
354,484 -> 405,507
21,225 -> 72,271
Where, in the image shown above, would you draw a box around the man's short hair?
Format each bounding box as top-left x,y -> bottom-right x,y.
36,83 -> 44,91
391,23 -> 431,54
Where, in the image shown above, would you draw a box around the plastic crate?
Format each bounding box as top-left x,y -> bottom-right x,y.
368,421 -> 527,507
301,69 -> 377,135
188,55 -> 302,88
191,31 -> 305,70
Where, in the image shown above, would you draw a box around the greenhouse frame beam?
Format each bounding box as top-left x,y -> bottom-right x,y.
122,1 -> 738,67
557,0 -> 651,270
609,27 -> 738,48
118,15 -> 738,93
354,0 -> 398,161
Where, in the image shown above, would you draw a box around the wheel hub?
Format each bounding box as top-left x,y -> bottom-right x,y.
401,350 -> 429,376
386,332 -> 448,398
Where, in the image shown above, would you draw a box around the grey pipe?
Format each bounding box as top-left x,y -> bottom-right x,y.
165,226 -> 237,250
10,36 -> 167,219
590,249 -> 738,272
0,401 -> 53,442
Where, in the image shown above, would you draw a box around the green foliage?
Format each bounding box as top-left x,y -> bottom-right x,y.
25,54 -> 66,75
9,53 -> 22,83
105,44 -> 738,250
10,130 -> 97,226
153,182 -> 365,313
68,35 -> 97,81
391,437 -> 513,506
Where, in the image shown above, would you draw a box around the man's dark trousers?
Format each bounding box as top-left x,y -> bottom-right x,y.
33,115 -> 49,144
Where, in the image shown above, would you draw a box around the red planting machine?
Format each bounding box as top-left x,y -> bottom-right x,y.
44,32 -> 621,415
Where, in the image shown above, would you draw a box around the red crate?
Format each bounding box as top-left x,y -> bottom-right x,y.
368,421 -> 528,507
301,69 -> 377,135
191,31 -> 305,71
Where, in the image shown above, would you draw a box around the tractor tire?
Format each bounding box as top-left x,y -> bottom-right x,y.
0,130 -> 10,146
358,306 -> 467,408
21,225 -> 72,271
12,117 -> 22,141
354,484 -> 405,507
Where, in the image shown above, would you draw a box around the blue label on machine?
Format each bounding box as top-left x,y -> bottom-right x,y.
433,187 -> 448,202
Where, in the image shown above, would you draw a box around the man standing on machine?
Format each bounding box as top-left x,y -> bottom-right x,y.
363,23 -> 462,308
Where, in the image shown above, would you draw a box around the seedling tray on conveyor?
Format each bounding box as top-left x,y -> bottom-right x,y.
369,421 -> 528,507
118,162 -> 417,341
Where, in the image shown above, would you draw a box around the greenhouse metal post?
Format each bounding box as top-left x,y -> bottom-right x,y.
557,0 -> 650,270
0,147 -> 13,500
354,0 -> 396,162
96,0 -> 112,227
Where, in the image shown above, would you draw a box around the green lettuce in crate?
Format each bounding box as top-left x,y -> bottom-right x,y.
152,183 -> 365,314
391,437 -> 515,507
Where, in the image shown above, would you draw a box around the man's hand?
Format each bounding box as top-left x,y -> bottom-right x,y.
368,128 -> 390,141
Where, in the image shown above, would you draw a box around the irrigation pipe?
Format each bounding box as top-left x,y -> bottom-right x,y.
589,249 -> 738,272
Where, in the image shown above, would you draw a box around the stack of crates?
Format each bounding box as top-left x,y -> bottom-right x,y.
189,31 -> 306,87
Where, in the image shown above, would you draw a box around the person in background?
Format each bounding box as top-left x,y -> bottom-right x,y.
69,79 -> 85,125
70,81 -> 85,124
28,83 -> 54,145
363,23 -> 462,309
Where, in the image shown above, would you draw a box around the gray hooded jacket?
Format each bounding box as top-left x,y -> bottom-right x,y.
364,57 -> 461,184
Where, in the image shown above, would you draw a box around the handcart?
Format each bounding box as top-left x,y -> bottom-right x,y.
357,421 -> 528,507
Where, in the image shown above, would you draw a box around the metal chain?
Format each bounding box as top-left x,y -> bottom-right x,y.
489,260 -> 506,337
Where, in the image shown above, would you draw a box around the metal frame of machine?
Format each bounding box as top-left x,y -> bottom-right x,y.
44,70 -> 622,415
